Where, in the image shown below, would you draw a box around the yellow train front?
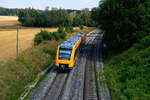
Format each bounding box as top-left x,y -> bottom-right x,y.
56,32 -> 86,70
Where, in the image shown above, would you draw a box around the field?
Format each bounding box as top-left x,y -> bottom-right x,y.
0,16 -> 59,62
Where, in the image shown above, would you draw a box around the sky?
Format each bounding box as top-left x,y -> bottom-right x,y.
0,0 -> 100,10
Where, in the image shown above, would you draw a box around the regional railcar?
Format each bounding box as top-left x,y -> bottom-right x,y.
56,32 -> 86,70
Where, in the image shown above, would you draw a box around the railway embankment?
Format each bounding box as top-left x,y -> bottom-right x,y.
104,35 -> 150,100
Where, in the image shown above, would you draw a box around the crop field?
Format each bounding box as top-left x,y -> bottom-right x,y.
0,16 -> 58,62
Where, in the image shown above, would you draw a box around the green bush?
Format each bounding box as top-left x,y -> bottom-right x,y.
60,32 -> 66,39
39,30 -> 50,40
57,26 -> 66,39
139,35 -> 150,48
65,26 -> 74,33
48,33 -> 53,40
51,32 -> 60,41
35,30 -> 64,45
34,30 -> 50,45
58,26 -> 65,33
34,34 -> 43,45
79,25 -> 84,30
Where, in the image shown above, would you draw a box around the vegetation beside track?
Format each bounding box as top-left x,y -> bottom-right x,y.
93,0 -> 150,99
104,35 -> 150,100
0,27 -> 95,100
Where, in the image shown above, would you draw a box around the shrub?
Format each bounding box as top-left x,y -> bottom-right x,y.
58,26 -> 65,33
139,35 -> 150,48
34,30 -> 56,45
65,26 -> 74,33
38,30 -> 50,40
79,25 -> 84,30
60,32 -> 66,39
34,34 -> 43,45
51,32 -> 60,41
57,26 -> 66,39
48,33 -> 53,40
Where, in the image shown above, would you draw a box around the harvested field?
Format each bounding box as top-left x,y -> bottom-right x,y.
0,16 -> 20,29
0,16 -> 58,62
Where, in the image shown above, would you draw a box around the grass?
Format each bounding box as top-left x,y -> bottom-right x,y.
0,26 -> 95,100
104,34 -> 150,100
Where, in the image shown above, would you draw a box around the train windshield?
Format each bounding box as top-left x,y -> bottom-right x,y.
59,48 -> 72,60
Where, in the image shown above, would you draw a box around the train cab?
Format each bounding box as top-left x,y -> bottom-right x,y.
56,32 -> 86,70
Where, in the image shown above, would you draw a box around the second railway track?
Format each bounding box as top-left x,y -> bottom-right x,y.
83,32 -> 102,100
44,70 -> 70,100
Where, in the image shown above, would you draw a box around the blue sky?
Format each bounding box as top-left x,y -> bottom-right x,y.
0,0 -> 100,10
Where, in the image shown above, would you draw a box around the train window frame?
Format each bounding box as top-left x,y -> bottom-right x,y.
59,48 -> 72,60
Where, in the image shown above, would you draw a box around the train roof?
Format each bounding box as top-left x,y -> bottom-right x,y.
60,32 -> 85,49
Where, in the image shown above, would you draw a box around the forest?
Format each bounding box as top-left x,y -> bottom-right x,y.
18,7 -> 98,27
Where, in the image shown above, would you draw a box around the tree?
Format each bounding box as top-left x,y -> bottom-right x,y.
80,8 -> 91,26
18,7 -> 95,27
18,8 -> 38,27
98,0 -> 150,50
0,7 -> 22,16
73,15 -> 83,26
91,7 -> 99,26
69,11 -> 76,26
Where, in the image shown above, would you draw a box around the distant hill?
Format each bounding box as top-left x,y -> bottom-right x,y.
0,7 -> 80,16
67,9 -> 80,14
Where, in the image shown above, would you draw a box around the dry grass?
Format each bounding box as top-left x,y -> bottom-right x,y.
0,16 -> 20,28
0,16 -> 59,62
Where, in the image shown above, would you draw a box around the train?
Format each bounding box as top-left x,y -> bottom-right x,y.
56,32 -> 86,70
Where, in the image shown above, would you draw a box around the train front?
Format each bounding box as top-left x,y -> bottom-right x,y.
55,32 -> 86,70
56,46 -> 73,70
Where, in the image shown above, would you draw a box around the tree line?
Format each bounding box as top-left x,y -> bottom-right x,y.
18,7 -> 97,27
0,7 -> 80,16
0,7 -> 22,16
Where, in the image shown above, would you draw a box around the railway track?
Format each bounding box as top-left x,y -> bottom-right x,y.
44,70 -> 70,100
83,32 -> 102,100
29,29 -> 108,100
